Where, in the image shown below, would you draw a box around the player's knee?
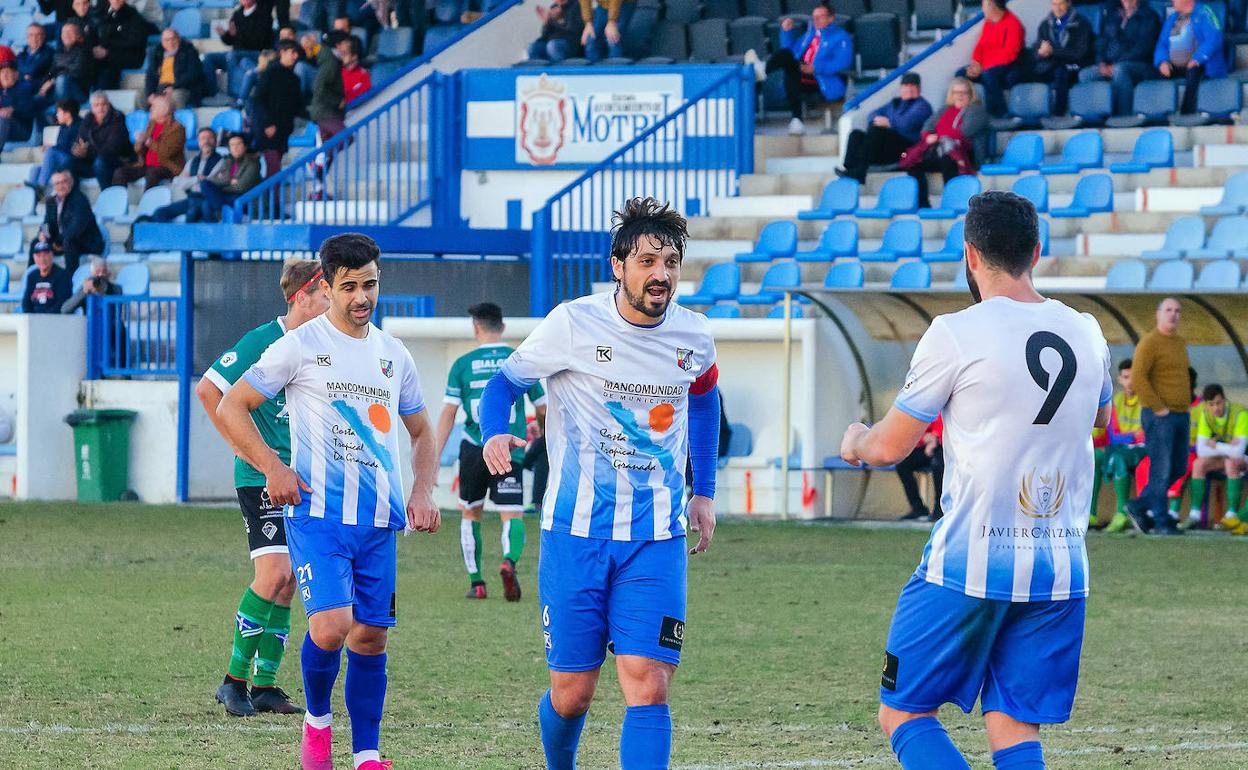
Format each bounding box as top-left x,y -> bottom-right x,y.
551,684 -> 595,717
461,508 -> 482,522
347,625 -> 388,655
275,576 -> 296,605
309,623 -> 349,651
877,704 -> 934,738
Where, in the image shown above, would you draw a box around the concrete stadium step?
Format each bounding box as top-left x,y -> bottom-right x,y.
754,134 -> 839,167
1193,143 -> 1248,168
763,156 -> 841,176
705,195 -> 813,218
1133,185 -> 1224,212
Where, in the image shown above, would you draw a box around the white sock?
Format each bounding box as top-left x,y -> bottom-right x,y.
1188,509 -> 1202,520
304,711 -> 332,729
353,749 -> 380,767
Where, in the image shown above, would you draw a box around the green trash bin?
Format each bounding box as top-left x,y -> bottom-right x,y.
64,409 -> 137,502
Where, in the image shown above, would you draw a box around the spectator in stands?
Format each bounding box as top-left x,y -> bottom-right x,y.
1079,0 -> 1162,116
203,0 -> 274,101
40,21 -> 92,106
28,98 -> 83,192
280,26 -> 317,95
340,37 -> 371,103
577,0 -> 636,63
73,92 -> 134,190
1154,0 -> 1226,115
529,0 -> 583,62
957,0 -> 1025,117
40,170 -> 105,275
837,72 -> 932,183
900,76 -> 987,209
238,49 -> 276,124
145,29 -> 205,111
60,255 -> 120,314
196,133 -> 260,222
0,64 -> 36,147
37,0 -> 81,26
17,24 -> 53,93
300,31 -> 322,64
748,3 -> 853,136
21,240 -> 72,314
323,15 -> 355,50
64,0 -> 100,46
303,0 -> 346,39
252,41 -> 307,175
91,0 -> 153,90
895,416 -> 944,521
1126,297 -> 1190,535
141,127 -> 221,222
113,95 -> 185,188
260,0 -> 292,28
310,35 -> 350,145
1028,0 -> 1093,116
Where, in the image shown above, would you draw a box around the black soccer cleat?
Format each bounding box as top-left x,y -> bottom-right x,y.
466,581 -> 487,599
251,686 -> 305,715
500,558 -> 522,603
216,676 -> 257,717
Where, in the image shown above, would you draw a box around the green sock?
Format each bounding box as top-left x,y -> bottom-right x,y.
1228,477 -> 1244,515
252,603 -> 291,687
1169,488 -> 1183,514
228,588 -> 273,681
461,518 -> 483,583
503,518 -> 526,563
1113,476 -> 1131,513
1189,478 -> 1207,518
1090,472 -> 1103,520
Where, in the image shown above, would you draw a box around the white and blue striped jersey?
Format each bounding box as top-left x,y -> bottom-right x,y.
895,297 -> 1112,602
244,314 -> 426,530
500,291 -> 717,541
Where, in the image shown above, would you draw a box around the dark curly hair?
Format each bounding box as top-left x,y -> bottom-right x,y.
609,197 -> 688,265
964,190 -> 1038,278
320,232 -> 381,286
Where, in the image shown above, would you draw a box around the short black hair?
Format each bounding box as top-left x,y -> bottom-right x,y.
609,197 -> 688,265
226,132 -> 246,144
1118,358 -> 1132,372
55,98 -> 79,115
320,232 -> 381,286
1203,383 -> 1225,402
197,126 -> 215,137
963,191 -> 1039,278
468,302 -> 504,332
275,39 -> 297,51
985,0 -> 1007,10
815,1 -> 834,12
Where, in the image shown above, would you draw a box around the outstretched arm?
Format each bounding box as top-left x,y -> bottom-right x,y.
480,372 -> 529,475
840,407 -> 930,468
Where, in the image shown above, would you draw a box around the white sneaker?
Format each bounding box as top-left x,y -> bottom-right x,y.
743,49 -> 766,83
787,117 -> 805,135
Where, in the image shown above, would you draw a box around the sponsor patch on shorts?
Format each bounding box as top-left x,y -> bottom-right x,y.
882,651 -> 899,691
658,616 -> 685,651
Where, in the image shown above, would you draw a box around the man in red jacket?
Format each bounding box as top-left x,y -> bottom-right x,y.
957,0 -> 1025,116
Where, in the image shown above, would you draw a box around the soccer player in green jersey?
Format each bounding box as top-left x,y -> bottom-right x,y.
196,259 -> 329,716
435,303 -> 546,601
1184,384 -> 1248,533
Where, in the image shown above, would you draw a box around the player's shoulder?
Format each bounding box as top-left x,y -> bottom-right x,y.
667,300 -> 714,338
235,318 -> 284,349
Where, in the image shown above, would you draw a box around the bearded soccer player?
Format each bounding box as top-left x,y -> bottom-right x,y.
1184,384 -> 1248,532
218,234 -> 440,770
434,302 -> 547,601
840,191 -> 1112,770
198,259 -> 329,717
478,197 -> 721,770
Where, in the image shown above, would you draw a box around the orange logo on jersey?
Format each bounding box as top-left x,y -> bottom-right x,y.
368,403 -> 391,434
648,403 -> 675,433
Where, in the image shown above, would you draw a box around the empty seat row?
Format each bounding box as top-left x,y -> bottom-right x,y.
800,173 -> 1053,222
991,79 -> 1241,131
1106,258 -> 1247,290
1142,215 -> 1248,260
983,130 -> 1172,177
685,260 -> 937,308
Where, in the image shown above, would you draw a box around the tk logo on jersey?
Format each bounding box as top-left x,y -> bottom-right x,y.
596,346 -> 612,363
676,348 -> 695,372
380,358 -> 394,378
317,354 -> 332,367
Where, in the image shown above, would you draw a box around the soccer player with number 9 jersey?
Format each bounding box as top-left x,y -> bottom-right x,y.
841,192 -> 1114,770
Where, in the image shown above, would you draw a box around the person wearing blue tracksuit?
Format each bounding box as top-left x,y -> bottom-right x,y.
761,1 -> 853,134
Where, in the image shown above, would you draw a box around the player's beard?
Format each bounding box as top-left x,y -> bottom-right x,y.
621,279 -> 672,319
965,264 -> 983,304
345,300 -> 374,327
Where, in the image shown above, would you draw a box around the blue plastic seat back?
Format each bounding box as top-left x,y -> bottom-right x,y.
1132,129 -> 1174,167
136,186 -> 172,217
0,222 -> 22,256
767,303 -> 804,319
876,175 -> 919,213
174,108 -> 196,138
170,7 -> 202,38
1001,133 -> 1044,169
0,262 -> 8,293
1105,259 -> 1147,289
1007,83 -> 1050,121
1197,78 -> 1241,118
890,261 -> 931,289
1072,173 -> 1113,210
725,422 -> 753,457
1162,215 -> 1206,251
1217,172 -> 1248,208
1,186 -> 34,219
705,304 -> 742,318
126,110 -> 149,142
1012,174 -> 1048,212
938,175 -> 981,213
211,109 -> 244,135
1132,80 -> 1178,121
942,220 -> 965,253
1038,217 -> 1050,256
1068,81 -> 1111,122
699,262 -> 741,301
1195,260 -> 1241,289
93,186 -> 129,219
819,220 -> 859,254
817,177 -> 859,214
1063,132 -> 1102,167
1208,215 -> 1248,249
376,26 -> 414,60
117,263 -> 150,296
760,260 -> 801,291
882,219 -> 923,255
1148,259 -> 1193,290
70,263 -> 92,293
824,262 -> 864,288
755,220 -> 798,258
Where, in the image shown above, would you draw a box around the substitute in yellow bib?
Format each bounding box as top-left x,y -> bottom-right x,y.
1183,384 -> 1248,532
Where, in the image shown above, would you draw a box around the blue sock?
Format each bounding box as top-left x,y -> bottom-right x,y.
889,716 -> 970,770
300,634 -> 341,719
344,649 -> 388,755
993,740 -> 1045,769
619,704 -> 672,770
539,689 -> 586,770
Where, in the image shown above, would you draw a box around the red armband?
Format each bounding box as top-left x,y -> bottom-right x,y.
690,363 -> 718,396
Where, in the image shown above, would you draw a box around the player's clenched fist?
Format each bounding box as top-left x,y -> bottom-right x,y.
407,489 -> 441,533
265,463 -> 311,506
839,422 -> 870,467
482,434 -> 526,476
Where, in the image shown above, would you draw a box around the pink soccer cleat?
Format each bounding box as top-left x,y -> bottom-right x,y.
301,724 -> 333,770
356,761 -> 393,770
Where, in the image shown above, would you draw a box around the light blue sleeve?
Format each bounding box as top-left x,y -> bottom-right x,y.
242,332 -> 301,400
397,346 -> 426,416
499,304 -> 572,387
894,318 -> 959,423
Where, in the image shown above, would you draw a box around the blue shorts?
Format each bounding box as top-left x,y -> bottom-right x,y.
538,529 -> 687,672
286,514 -> 398,628
880,574 -> 1086,724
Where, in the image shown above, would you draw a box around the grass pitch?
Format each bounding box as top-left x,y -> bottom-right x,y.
0,502 -> 1245,769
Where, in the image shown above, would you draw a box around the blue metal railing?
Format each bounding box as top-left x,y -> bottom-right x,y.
529,66 -> 755,313
231,73 -> 442,226
375,294 -> 436,325
86,294 -> 182,379
843,12 -> 984,111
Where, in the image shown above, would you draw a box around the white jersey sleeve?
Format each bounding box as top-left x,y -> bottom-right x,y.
501,304 -> 573,387
894,317 -> 961,423
397,346 -> 426,416
243,331 -> 303,400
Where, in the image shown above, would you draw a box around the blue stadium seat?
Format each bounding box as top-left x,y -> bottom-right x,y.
735,221 -> 799,263
853,175 -> 919,218
766,303 -> 804,319
738,261 -> 801,304
1148,259 -> 1194,290
170,7 -> 202,38
126,110 -> 149,143
797,177 -> 859,220
1188,215 -> 1248,259
0,186 -> 35,222
1050,173 -> 1113,217
1042,81 -> 1112,130
175,108 -> 197,149
1170,78 -> 1242,127
422,24 -> 464,52
375,26 -> 414,61
0,222 -> 21,258
1108,129 -> 1174,173
93,186 -> 129,221
795,220 -> 858,262
1105,259 -> 1147,289
1141,215 -> 1205,259
990,83 -> 1050,131
0,262 -> 9,298
1195,260 -> 1242,290
1039,217 -> 1050,256
859,219 -> 922,261
705,304 -> 743,318
922,220 -> 964,262
683,263 -> 741,305
1107,80 -> 1177,128
952,268 -> 968,289
117,264 -> 151,296
918,174 -> 980,219
116,186 -> 172,224
1038,132 -> 1102,174
1199,171 -> 1248,216
289,122 -> 318,148
723,422 -> 753,462
890,261 -> 931,289
824,261 -> 865,288
211,109 -> 244,136
981,133 -> 1044,176
1011,174 -> 1048,213
71,263 -> 91,293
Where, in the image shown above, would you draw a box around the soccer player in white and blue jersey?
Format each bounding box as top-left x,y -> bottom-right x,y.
217,234 -> 440,770
478,198 -> 722,770
840,192 -> 1113,770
